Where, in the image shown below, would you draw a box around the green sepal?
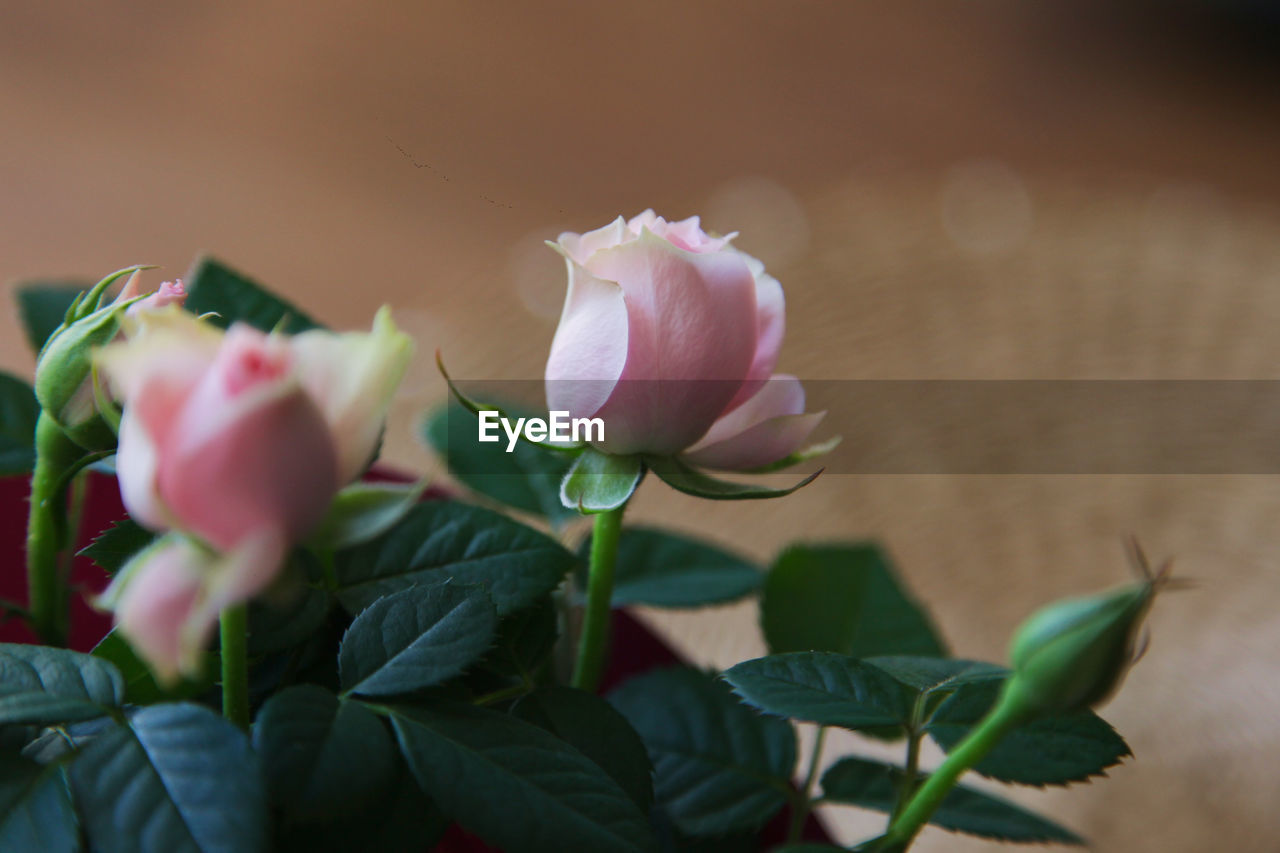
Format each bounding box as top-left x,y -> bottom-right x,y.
1005,580 -> 1156,716
308,479 -> 428,550
436,351 -> 583,452
742,435 -> 843,474
560,448 -> 643,513
33,265 -> 152,449
645,454 -> 821,500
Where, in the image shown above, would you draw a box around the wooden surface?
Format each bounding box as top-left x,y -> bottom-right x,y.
3,2 -> 1279,849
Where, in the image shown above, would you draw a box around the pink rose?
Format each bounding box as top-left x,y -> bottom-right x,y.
545,211 -> 822,469
94,307 -> 412,678
98,534 -> 284,683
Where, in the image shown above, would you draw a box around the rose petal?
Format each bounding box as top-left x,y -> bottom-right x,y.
557,216 -> 628,265
114,408 -> 171,531
106,533 -> 286,684
724,260 -> 785,412
545,255 -> 630,420
684,375 -> 824,470
290,306 -> 414,482
107,537 -> 209,684
583,230 -> 757,454
159,327 -> 339,549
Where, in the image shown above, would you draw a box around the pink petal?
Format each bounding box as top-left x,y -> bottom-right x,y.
107,534 -> 286,684
114,409 -> 170,531
544,256 -> 630,420
290,308 -> 414,483
584,231 -> 758,454
723,260 -> 785,413
557,216 -> 628,265
108,538 -> 208,684
683,375 -> 824,470
159,329 -> 339,549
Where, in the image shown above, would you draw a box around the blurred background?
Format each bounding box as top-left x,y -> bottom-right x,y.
2,1 -> 1279,849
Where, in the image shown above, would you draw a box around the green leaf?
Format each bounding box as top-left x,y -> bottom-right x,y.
182,256 -> 320,333
477,595 -> 559,681
21,718 -> 114,766
0,754 -> 79,853
339,581 -> 497,697
723,652 -> 908,730
608,667 -> 796,837
388,701 -> 656,853
512,686 -> 654,810
309,480 -> 428,550
253,685 -> 395,822
863,656 -> 1007,724
926,680 -> 1131,786
424,401 -> 577,523
761,544 -> 945,657
645,455 -> 820,501
560,448 -> 643,512
14,282 -> 85,354
333,501 -> 576,616
863,656 -> 1005,696
0,373 -> 40,476
69,703 -> 268,853
78,519 -> 155,575
0,643 -> 124,707
275,762 -> 446,853
90,631 -> 212,706
575,526 -> 762,609
247,581 -> 332,656
820,756 -> 1084,844
0,693 -> 107,726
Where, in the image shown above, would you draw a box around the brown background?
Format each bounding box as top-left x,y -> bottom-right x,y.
3,2 -> 1279,849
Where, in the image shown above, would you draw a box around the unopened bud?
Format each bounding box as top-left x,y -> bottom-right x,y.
33,266 -> 180,449
1004,579 -> 1156,716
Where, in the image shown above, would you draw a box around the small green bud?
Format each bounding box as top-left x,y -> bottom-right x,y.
1005,580 -> 1155,716
33,266 -> 151,450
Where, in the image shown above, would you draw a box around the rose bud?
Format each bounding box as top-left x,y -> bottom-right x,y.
98,533 -> 284,683
94,308 -> 412,677
1004,579 -> 1158,716
34,268 -> 186,449
545,211 -> 823,469
97,308 -> 413,548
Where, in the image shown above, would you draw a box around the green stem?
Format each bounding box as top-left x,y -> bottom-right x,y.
787,725 -> 829,843
219,604 -> 250,729
570,504 -> 626,692
890,731 -> 924,824
890,695 -> 927,823
25,412 -> 87,646
882,687 -> 1030,849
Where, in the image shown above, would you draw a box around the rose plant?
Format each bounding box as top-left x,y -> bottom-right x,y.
0,224 -> 1165,853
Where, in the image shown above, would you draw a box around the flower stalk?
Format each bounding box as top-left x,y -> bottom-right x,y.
25,412 -> 88,646
880,686 -> 1030,850
219,603 -> 250,729
571,503 -> 627,692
